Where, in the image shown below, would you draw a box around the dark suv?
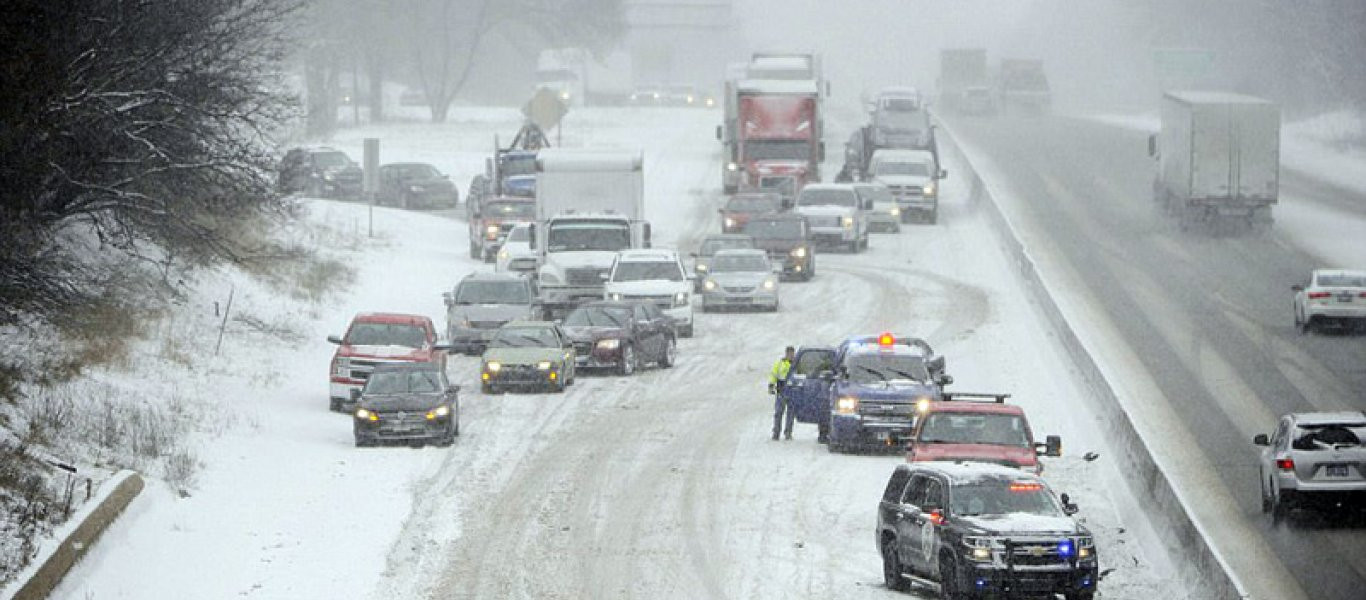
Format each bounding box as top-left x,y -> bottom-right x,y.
378,162 -> 458,209
877,462 -> 1098,599
278,147 -> 363,199
559,301 -> 677,375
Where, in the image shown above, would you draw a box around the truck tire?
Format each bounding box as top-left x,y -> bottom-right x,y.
659,338 -> 677,368
679,324 -> 694,338
928,207 -> 939,225
939,554 -> 975,599
619,345 -> 637,376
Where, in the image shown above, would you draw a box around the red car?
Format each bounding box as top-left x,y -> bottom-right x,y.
719,192 -> 783,233
327,313 -> 448,412
904,393 -> 1061,473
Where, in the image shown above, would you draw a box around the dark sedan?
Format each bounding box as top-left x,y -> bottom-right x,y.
378,162 -> 459,209
352,363 -> 460,447
560,301 -> 676,375
720,192 -> 783,233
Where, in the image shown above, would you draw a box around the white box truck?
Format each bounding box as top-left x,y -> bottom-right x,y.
1149,92 -> 1279,233
532,149 -> 650,314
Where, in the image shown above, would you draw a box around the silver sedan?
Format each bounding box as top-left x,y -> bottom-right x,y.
699,249 -> 780,312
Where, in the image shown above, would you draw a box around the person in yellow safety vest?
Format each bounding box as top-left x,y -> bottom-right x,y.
769,346 -> 796,441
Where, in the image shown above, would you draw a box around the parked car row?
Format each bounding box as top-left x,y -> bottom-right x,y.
277,146 -> 458,209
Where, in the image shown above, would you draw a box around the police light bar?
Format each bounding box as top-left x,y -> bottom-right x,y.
942,392 -> 1010,404
1008,482 -> 1043,492
878,332 -> 894,347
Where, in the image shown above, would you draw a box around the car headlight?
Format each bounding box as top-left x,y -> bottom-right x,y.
609,292 -> 622,301
410,185 -> 425,193
536,360 -> 552,370
485,225 -> 500,239
916,396 -> 932,413
762,278 -> 776,290
485,361 -> 502,372
674,292 -> 689,306
841,216 -> 854,228
559,91 -> 571,101
705,98 -> 715,107
686,95 -> 695,104
890,207 -> 901,216
427,404 -> 451,420
695,263 -> 708,272
923,183 -> 935,195
498,250 -> 509,261
790,247 -> 807,258
724,217 -> 736,228
355,408 -> 378,421
323,172 -> 336,181
332,357 -> 350,376
595,338 -> 620,350
703,279 -> 717,291
726,162 -> 739,172
835,396 -> 858,414
963,536 -> 1001,561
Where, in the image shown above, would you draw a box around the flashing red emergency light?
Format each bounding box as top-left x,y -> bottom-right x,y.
878,332 -> 895,347
1008,483 -> 1044,492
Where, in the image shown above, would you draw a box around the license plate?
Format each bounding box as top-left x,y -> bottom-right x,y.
1326,464 -> 1350,477
1337,294 -> 1353,303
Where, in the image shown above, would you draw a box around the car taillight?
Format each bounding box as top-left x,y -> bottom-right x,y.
1359,292 -> 1366,298
928,509 -> 945,525
1276,458 -> 1294,471
1307,292 -> 1331,299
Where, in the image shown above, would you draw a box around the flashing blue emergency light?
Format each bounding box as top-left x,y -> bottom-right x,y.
1081,576 -> 1093,588
975,578 -> 987,589
1058,540 -> 1074,558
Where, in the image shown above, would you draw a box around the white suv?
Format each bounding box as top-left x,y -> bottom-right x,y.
604,249 -> 695,337
1293,269 -> 1366,334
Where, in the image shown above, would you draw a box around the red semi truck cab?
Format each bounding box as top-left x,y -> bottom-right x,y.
736,79 -> 823,193
327,313 -> 447,412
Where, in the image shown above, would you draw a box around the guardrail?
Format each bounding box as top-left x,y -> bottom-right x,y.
934,119 -> 1248,600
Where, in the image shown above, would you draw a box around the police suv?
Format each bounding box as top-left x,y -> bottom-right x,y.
781,333 -> 951,452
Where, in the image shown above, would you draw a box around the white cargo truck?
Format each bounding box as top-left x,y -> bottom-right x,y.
1149,92 -> 1279,233
532,149 -> 650,315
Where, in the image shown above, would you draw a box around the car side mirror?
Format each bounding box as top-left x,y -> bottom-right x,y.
327,334 -> 344,345
1291,284 -> 1304,292
1036,435 -> 1062,457
1060,493 -> 1079,515
938,374 -> 954,386
715,125 -> 722,141
689,252 -> 699,258
447,384 -> 461,394
1147,134 -> 1157,158
442,291 -> 454,307
1253,433 -> 1270,446
899,502 -> 920,517
349,388 -> 362,402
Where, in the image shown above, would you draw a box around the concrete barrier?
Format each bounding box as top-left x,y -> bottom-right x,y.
5,470 -> 144,600
935,121 -> 1248,600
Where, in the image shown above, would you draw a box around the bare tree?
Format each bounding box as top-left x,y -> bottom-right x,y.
404,0 -> 624,122
0,0 -> 300,335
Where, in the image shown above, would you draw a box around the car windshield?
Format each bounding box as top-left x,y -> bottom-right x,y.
1291,424 -> 1366,450
563,306 -> 632,328
506,226 -> 530,243
845,354 -> 929,383
345,322 -> 426,348
745,219 -> 804,240
797,189 -> 856,208
700,238 -> 755,256
396,164 -> 440,179
484,202 -> 536,219
364,370 -> 443,395
882,98 -> 920,111
758,177 -> 797,197
489,327 -> 559,348
500,155 -> 537,176
918,413 -> 1031,447
726,196 -> 780,212
314,151 -> 352,168
613,261 -> 683,282
454,281 -> 530,304
711,254 -> 769,272
745,140 -> 811,161
1317,273 -> 1366,287
875,161 -> 930,177
950,482 -> 1062,517
546,222 -> 631,252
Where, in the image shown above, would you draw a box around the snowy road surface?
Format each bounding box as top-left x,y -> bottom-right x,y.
947,114 -> 1366,600
51,108 -> 1177,599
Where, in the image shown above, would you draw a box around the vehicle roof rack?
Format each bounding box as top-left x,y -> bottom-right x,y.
942,392 -> 1010,403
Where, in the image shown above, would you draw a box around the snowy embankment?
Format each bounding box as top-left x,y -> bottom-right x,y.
1083,111 -> 1366,267
39,106 -> 1178,599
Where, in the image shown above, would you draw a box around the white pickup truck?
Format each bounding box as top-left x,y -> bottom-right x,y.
793,183 -> 869,252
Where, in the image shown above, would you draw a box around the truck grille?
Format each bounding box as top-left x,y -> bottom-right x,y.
888,185 -> 923,197
566,267 -> 608,286
858,402 -> 916,418
806,215 -> 841,228
348,358 -> 411,380
573,341 -> 594,356
1006,540 -> 1072,568
375,410 -> 429,429
723,286 -> 754,293
621,294 -> 674,308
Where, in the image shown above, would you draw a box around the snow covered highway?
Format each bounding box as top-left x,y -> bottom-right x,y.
49,108 -> 1180,599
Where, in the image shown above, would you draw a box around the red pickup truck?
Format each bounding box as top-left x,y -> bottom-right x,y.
327,313 -> 447,412
903,393 -> 1061,473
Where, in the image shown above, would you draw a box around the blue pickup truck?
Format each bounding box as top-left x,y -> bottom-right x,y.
781,333 -> 952,453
